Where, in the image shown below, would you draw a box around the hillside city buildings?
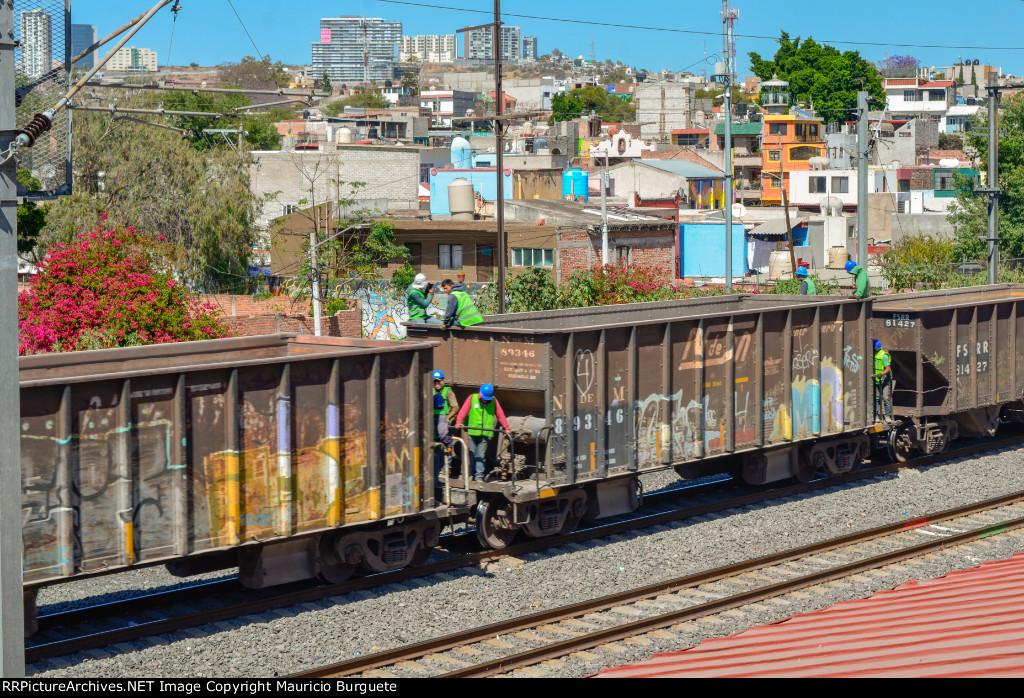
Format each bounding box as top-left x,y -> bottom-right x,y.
312,16 -> 403,83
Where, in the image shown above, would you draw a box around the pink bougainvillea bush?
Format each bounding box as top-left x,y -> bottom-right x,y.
19,218 -> 229,355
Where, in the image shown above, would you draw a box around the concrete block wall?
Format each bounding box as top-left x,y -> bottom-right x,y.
200,293 -> 364,338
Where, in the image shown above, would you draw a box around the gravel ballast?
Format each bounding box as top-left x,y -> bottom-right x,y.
29,443 -> 1024,678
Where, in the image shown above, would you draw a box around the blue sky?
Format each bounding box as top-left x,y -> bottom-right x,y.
69,1 -> 1024,77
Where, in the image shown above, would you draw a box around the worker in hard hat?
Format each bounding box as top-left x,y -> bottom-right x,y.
845,260 -> 870,299
796,266 -> 817,295
407,273 -> 442,324
432,370 -> 459,480
454,383 -> 510,481
872,339 -> 893,423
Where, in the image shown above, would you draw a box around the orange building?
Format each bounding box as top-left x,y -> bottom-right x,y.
758,76 -> 826,205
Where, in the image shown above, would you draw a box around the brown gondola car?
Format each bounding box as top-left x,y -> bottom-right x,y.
20,334 -> 440,633
409,294 -> 876,547
871,284 -> 1024,461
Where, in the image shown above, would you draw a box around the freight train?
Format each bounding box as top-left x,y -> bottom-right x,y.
17,284 -> 1024,633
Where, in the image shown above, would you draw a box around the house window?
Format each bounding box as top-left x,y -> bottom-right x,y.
795,123 -> 806,137
511,247 -> 554,267
789,145 -> 819,161
831,177 -> 850,193
676,133 -> 701,146
809,124 -> 819,138
282,204 -> 298,215
438,244 -> 463,270
406,243 -> 422,267
903,90 -> 917,101
809,176 -> 827,193
769,123 -> 787,135
768,150 -> 781,161
936,173 -> 955,191
615,246 -> 632,265
898,179 -> 910,193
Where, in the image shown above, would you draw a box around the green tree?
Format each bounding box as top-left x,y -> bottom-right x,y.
550,86 -> 635,123
323,90 -> 390,115
949,93 -> 1024,264
400,71 -> 419,92
16,170 -> 46,260
748,32 -> 884,124
189,62 -> 199,68
315,71 -> 332,93
40,105 -> 258,289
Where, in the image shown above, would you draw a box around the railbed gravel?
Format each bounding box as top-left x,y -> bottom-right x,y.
29,443 -> 1024,678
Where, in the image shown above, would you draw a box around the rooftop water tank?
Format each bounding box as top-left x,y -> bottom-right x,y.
450,136 -> 472,169
939,158 -> 960,168
563,169 -> 589,202
449,178 -> 475,220
338,127 -> 353,144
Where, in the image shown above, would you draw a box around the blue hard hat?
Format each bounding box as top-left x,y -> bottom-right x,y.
479,383 -> 494,400
845,260 -> 857,273
795,266 -> 808,277
873,339 -> 882,351
432,370 -> 444,381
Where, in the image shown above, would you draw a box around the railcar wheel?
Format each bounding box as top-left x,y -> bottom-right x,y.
561,498 -> 586,535
887,424 -> 915,463
318,536 -> 357,584
409,545 -> 433,565
795,450 -> 820,483
475,499 -> 518,549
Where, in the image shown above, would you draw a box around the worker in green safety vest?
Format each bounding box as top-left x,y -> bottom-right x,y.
432,369 -> 459,482
872,338 -> 893,423
796,266 -> 817,295
407,273 -> 441,325
454,383 -> 510,481
440,278 -> 483,328
845,260 -> 870,299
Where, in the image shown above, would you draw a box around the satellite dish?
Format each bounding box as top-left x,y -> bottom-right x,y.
732,203 -> 747,219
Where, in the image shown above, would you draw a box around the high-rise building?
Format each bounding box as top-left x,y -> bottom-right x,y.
522,36 -> 538,62
312,16 -> 402,84
399,34 -> 456,63
71,23 -> 97,70
106,46 -> 158,72
463,25 -> 521,62
20,9 -> 53,79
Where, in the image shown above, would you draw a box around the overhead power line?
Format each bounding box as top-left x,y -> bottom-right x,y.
372,0 -> 1024,51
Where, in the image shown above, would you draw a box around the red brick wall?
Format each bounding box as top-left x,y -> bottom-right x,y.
555,227 -> 677,283
197,294 -> 309,316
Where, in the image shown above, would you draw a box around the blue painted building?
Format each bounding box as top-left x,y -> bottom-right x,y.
429,168 -> 514,216
679,222 -> 748,279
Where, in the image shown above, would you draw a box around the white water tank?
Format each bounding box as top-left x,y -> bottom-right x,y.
448,178 -> 475,220
939,157 -> 960,168
338,127 -> 353,144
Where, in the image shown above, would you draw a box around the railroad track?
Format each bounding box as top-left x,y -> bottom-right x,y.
293,491 -> 1024,678
27,432 -> 1024,665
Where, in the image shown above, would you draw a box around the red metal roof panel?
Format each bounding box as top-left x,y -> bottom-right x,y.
594,553 -> 1024,678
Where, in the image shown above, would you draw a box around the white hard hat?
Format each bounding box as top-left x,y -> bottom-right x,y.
414,273 -> 427,284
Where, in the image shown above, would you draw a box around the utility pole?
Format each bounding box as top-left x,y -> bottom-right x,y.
601,152 -> 609,265
0,1 -> 25,678
720,1 -> 736,290
857,90 -> 868,270
986,74 -> 1000,285
493,0 -> 506,313
778,136 -> 797,274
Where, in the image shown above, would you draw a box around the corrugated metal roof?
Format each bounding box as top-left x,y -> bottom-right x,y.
640,160 -> 724,180
594,553 -> 1024,678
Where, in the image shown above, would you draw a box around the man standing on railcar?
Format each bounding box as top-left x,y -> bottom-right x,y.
454,383 -> 510,481
846,260 -> 870,299
408,273 -> 442,324
441,278 -> 484,328
433,370 -> 459,480
873,339 -> 893,423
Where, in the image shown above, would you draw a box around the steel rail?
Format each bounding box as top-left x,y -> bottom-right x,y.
296,492 -> 1024,678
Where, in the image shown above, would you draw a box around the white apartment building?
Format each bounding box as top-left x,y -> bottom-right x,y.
420,90 -> 474,126
20,9 -> 53,79
399,34 -> 456,63
312,16 -> 402,83
463,25 -> 521,62
522,36 -> 538,62
106,46 -> 158,72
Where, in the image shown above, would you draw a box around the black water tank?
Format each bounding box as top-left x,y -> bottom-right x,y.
735,102 -> 748,116
302,110 -> 310,119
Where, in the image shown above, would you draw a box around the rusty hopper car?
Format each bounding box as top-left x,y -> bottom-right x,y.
411,294 -> 874,546
20,334 -> 439,630
872,284 -> 1024,461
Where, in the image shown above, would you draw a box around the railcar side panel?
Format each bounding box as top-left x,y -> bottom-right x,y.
20,336 -> 435,586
